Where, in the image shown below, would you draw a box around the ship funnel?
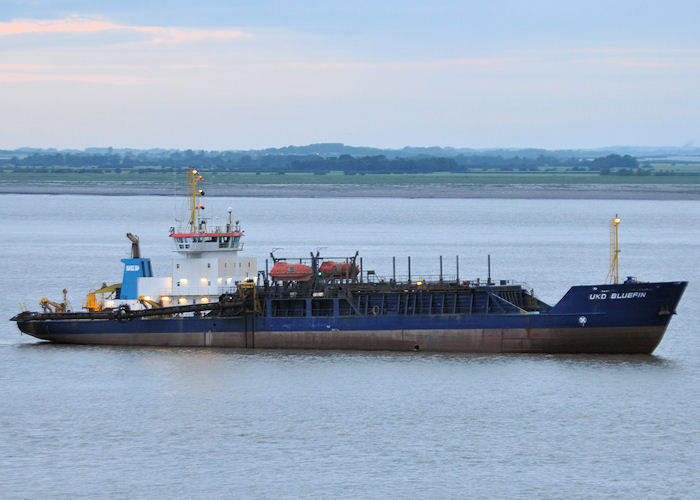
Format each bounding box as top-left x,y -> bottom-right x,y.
126,233 -> 140,259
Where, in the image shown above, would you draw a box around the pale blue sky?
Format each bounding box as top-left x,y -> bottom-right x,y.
1,1 -> 699,149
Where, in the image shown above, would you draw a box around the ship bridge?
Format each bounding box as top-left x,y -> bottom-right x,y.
137,169 -> 257,305
169,168 -> 247,255
170,229 -> 244,253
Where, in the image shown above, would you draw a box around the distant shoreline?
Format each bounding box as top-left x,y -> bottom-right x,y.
1,181 -> 699,200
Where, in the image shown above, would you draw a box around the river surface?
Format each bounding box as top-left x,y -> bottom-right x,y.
1,194 -> 699,498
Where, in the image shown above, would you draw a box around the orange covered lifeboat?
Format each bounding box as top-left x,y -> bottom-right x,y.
319,261 -> 359,279
269,262 -> 314,282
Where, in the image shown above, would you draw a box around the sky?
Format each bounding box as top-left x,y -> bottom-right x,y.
1,0 -> 700,150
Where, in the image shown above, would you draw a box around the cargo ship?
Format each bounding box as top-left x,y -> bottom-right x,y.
11,171 -> 687,354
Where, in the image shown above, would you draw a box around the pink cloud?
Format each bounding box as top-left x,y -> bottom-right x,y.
0,72 -> 146,84
0,17 -> 116,35
280,57 -> 525,72
591,58 -> 697,69
567,47 -> 700,56
0,64 -> 82,70
0,16 -> 252,43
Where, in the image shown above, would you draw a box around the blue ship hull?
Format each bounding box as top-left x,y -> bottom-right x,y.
15,281 -> 687,354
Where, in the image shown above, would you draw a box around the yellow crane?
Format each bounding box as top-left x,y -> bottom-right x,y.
138,296 -> 163,309
40,289 -> 72,313
85,283 -> 121,312
40,297 -> 67,313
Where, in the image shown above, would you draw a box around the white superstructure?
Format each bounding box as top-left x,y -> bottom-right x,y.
137,169 -> 257,305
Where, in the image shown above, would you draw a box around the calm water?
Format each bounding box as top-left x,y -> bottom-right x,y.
1,194 -> 699,498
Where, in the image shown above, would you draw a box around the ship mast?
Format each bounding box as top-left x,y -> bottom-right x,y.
605,214 -> 621,284
188,169 -> 204,233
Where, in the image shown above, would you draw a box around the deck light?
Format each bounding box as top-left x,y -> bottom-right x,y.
201,297 -> 209,303
178,297 -> 187,304
181,278 -> 188,285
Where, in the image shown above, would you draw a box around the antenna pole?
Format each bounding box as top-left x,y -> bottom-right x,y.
189,169 -> 197,231
189,169 -> 204,232
487,254 -> 492,285
605,215 -> 621,284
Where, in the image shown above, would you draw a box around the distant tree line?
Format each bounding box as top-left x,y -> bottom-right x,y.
1,151 -> 640,175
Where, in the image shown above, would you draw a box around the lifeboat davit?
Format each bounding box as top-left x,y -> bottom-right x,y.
270,262 -> 314,282
319,261 -> 359,279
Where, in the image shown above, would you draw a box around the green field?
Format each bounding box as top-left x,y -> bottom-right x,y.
2,169 -> 700,186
